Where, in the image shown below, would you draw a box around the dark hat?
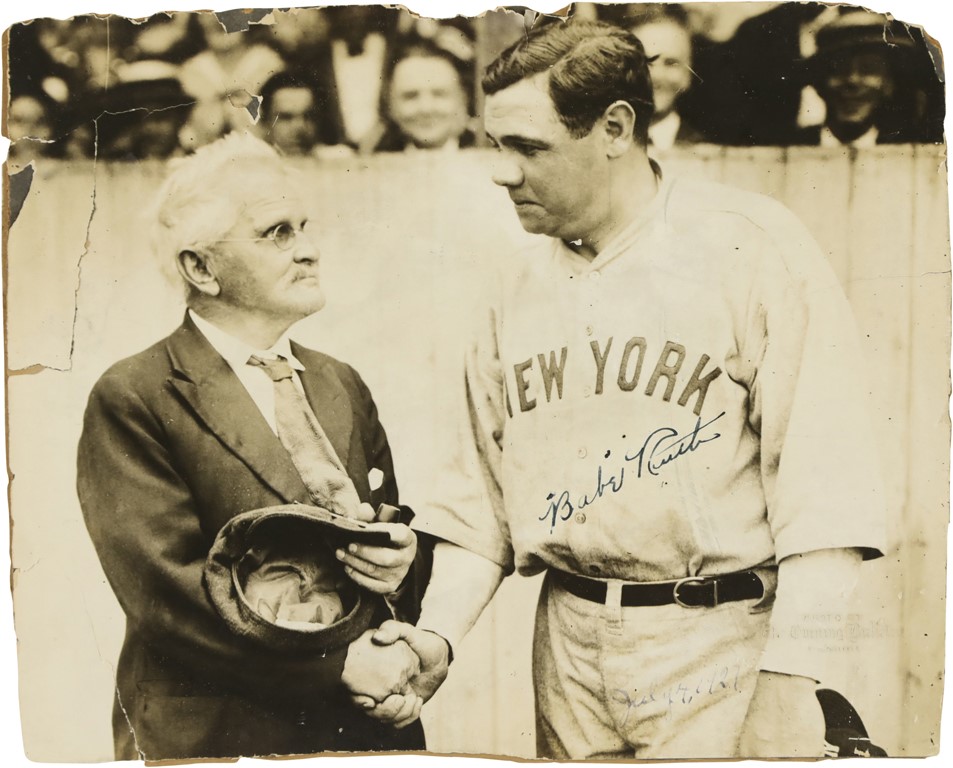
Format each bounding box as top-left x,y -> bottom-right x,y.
104,61 -> 192,113
814,11 -> 917,60
817,688 -> 888,757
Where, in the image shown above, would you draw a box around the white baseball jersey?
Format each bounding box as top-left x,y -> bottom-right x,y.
419,174 -> 886,585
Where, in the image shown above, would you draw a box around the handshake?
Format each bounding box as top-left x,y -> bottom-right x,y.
341,620 -> 452,728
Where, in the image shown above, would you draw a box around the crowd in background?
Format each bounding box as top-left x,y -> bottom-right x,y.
6,3 -> 944,168
602,3 -> 944,149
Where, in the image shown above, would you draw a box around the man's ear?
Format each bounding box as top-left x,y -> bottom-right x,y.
176,248 -> 221,297
602,100 -> 638,158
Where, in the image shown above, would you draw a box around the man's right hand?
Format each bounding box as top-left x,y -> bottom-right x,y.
336,503 -> 417,594
341,628 -> 420,705
347,620 -> 451,726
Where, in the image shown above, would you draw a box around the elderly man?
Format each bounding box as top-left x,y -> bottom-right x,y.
356,20 -> 886,760
77,132 -> 424,761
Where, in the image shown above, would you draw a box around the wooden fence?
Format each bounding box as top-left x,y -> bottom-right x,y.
6,144 -> 949,760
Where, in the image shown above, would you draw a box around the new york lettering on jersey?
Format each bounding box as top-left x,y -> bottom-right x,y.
502,335 -> 723,418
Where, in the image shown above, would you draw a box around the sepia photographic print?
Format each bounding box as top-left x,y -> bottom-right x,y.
2,0 -> 951,765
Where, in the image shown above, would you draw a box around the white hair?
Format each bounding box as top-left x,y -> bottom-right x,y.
150,132 -> 288,283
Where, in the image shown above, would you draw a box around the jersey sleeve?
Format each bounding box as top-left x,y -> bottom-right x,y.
757,549 -> 862,684
746,204 -> 887,563
414,301 -> 517,575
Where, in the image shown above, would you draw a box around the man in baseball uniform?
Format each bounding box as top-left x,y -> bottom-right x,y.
350,20 -> 886,759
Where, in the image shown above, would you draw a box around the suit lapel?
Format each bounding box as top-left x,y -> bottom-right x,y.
292,341 -> 353,469
165,318 -> 311,505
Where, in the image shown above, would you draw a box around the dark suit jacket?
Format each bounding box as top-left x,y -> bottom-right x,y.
680,3 -> 826,146
674,116 -> 711,146
77,315 -> 424,760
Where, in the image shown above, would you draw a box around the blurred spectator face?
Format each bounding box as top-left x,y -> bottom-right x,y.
198,13 -> 241,55
129,112 -> 186,159
8,96 -> 53,143
102,107 -> 187,160
387,54 -> 469,149
100,72 -> 191,160
63,123 -> 95,159
268,86 -> 318,155
328,6 -> 378,43
634,19 -> 693,120
269,9 -> 329,58
133,14 -> 194,61
7,95 -> 55,169
820,51 -> 892,129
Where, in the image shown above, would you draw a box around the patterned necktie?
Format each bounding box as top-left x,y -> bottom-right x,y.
248,354 -> 362,518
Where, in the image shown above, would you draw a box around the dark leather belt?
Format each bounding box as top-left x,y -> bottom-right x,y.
550,568 -> 765,608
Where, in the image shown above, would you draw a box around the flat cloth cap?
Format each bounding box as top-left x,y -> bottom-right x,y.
203,504 -> 389,653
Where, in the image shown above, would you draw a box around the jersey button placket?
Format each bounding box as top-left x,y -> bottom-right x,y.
582,269 -> 601,356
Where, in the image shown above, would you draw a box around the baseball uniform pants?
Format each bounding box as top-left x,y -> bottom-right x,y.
534,571 -> 772,759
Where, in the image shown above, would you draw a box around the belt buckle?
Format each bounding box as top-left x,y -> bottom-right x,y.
673,576 -> 715,608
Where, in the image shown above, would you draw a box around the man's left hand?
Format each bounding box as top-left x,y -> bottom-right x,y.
336,514 -> 417,594
739,670 -> 826,757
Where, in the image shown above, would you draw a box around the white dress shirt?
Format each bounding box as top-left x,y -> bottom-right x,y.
648,111 -> 682,152
332,33 -> 387,144
189,309 -> 306,434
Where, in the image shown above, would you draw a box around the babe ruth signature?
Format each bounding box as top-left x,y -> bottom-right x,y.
541,412 -> 725,532
612,663 -> 742,726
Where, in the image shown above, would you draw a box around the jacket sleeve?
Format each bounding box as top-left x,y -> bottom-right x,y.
77,371 -> 349,702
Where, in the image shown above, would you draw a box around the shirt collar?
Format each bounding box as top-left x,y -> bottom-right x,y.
820,124 -> 879,148
556,164 -> 671,273
189,309 -> 305,371
648,111 -> 682,152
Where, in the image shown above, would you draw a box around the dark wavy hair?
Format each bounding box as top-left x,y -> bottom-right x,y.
260,71 -> 320,122
482,20 -> 655,146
